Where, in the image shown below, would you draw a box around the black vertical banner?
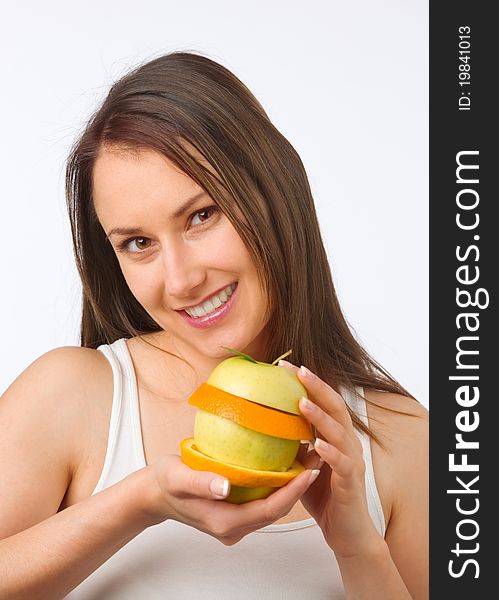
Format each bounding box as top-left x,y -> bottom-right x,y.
430,3 -> 495,597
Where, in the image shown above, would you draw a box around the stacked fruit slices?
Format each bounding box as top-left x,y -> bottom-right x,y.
181,351 -> 313,504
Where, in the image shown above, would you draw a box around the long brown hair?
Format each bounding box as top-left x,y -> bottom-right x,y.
66,51 -> 417,440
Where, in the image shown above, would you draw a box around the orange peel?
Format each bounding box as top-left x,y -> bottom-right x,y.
180,438 -> 305,487
188,383 -> 313,441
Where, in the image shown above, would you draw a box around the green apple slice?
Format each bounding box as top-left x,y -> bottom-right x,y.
226,485 -> 277,504
194,409 -> 299,471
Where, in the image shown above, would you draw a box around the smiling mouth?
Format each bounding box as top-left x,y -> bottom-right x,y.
181,282 -> 238,318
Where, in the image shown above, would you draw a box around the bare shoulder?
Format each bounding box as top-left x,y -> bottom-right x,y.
2,346 -> 112,418
3,345 -> 111,389
1,345 -> 113,471
0,346 -> 113,538
364,389 -> 428,491
365,389 -> 429,446
361,390 -> 428,524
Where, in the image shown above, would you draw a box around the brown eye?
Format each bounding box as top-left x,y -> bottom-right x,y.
133,237 -> 150,250
120,237 -> 152,253
190,206 -> 219,227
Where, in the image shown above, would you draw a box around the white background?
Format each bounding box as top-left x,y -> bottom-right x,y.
0,1 -> 428,407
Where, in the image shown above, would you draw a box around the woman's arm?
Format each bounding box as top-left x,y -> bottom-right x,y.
0,470 -> 149,600
0,347 -> 149,599
279,363 -> 429,599
335,391 -> 428,599
367,391 -> 429,599
336,539 -> 413,599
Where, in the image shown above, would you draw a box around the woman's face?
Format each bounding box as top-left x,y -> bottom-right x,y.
92,147 -> 270,364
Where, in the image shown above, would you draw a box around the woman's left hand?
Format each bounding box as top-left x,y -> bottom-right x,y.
280,361 -> 383,560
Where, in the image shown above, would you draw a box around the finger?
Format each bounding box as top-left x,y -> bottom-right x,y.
280,361 -> 348,431
210,466 -> 323,537
281,360 -> 320,441
313,437 -> 362,481
278,359 -> 299,373
246,468 -> 321,524
168,460 -> 232,500
296,365 -> 354,433
299,397 -> 359,457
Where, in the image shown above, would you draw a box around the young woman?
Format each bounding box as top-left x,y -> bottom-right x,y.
0,52 -> 428,599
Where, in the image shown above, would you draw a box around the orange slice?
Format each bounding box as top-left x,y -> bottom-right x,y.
180,438 -> 305,487
188,383 -> 312,441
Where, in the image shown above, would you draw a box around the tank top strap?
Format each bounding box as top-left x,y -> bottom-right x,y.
339,385 -> 386,538
92,338 -> 146,494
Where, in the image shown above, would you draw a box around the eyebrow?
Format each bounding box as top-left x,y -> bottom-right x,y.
106,190 -> 208,239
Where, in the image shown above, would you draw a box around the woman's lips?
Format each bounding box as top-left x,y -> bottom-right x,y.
177,283 -> 238,330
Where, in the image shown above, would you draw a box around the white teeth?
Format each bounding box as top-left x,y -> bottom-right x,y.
185,283 -> 236,318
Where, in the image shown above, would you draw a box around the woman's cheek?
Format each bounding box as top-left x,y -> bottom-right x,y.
122,264 -> 161,312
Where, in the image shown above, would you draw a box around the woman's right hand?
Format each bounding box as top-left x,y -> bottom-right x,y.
134,451 -> 322,545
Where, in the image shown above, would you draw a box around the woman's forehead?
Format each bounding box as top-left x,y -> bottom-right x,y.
92,149 -> 204,224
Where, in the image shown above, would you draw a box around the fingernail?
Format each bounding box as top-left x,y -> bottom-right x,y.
299,365 -> 313,379
278,359 -> 295,369
318,457 -> 325,467
210,478 -> 229,498
308,469 -> 321,485
315,438 -> 328,451
300,396 -> 314,412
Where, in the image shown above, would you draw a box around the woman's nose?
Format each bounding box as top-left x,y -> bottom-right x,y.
161,243 -> 206,299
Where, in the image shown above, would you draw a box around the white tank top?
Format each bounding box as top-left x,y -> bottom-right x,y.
66,338 -> 386,599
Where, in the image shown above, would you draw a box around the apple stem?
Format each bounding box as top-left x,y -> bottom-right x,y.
271,349 -> 293,366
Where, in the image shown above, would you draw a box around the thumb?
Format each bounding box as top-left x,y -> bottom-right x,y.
155,455 -> 232,501
208,475 -> 231,499
182,466 -> 231,500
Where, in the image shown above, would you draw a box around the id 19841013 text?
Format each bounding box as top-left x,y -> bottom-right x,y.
458,26 -> 471,111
